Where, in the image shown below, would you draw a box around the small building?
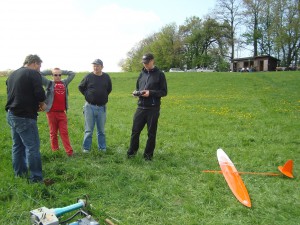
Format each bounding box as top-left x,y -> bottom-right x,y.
231,55 -> 279,72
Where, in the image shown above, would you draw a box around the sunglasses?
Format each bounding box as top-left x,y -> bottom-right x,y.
53,74 -> 61,77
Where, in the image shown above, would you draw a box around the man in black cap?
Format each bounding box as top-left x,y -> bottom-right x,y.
78,59 -> 112,153
127,53 -> 168,160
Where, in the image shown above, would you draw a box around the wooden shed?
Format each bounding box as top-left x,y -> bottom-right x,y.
231,55 -> 279,72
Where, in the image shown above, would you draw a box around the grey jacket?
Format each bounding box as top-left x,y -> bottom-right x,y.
41,70 -> 75,112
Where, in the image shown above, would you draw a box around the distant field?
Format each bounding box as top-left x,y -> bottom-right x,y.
0,71 -> 299,224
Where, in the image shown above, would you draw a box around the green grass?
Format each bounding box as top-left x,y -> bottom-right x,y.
0,71 -> 299,225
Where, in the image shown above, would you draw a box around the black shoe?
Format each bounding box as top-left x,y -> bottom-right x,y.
144,153 -> 152,161
127,150 -> 136,158
127,154 -> 136,158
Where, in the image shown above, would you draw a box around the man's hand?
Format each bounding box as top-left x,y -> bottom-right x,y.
38,102 -> 47,112
141,90 -> 149,97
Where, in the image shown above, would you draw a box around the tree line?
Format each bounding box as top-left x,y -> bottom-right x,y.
120,0 -> 300,72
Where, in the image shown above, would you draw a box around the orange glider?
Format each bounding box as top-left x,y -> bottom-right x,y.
203,149 -> 294,208
217,149 -> 251,208
203,159 -> 294,178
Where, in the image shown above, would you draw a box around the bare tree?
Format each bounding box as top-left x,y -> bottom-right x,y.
213,0 -> 244,60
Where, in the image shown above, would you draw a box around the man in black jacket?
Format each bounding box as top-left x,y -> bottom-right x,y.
6,54 -> 47,183
127,53 -> 168,160
78,59 -> 112,153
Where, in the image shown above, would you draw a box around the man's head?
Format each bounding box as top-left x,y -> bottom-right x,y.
23,54 -> 42,71
142,53 -> 154,70
52,68 -> 62,82
92,59 -> 103,75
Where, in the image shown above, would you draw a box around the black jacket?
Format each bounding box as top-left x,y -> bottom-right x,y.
136,66 -> 167,109
5,67 -> 46,119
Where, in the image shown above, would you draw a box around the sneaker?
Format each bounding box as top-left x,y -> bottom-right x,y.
83,149 -> 90,153
43,178 -> 55,186
99,149 -> 106,152
29,178 -> 55,186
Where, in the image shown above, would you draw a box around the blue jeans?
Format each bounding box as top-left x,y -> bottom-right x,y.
83,103 -> 107,150
7,111 -> 43,182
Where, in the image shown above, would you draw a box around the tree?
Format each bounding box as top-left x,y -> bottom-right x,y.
242,0 -> 265,57
179,16 -> 230,70
150,23 -> 183,71
256,0 -> 274,55
213,0 -> 244,60
120,23 -> 182,72
272,0 -> 300,67
179,16 -> 204,69
120,34 -> 157,72
240,0 -> 300,67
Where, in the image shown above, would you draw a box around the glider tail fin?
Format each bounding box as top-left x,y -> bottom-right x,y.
278,160 -> 294,178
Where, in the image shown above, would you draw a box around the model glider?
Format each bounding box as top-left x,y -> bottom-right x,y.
216,149 -> 251,207
203,149 -> 294,208
203,157 -> 294,179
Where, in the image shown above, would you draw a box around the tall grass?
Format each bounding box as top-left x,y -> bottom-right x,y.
0,71 -> 299,224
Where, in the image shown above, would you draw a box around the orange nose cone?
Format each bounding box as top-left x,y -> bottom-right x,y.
278,160 -> 294,178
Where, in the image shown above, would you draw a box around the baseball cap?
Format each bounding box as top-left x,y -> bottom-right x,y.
92,59 -> 103,66
142,53 -> 154,64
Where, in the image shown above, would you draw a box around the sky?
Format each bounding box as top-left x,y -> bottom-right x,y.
0,0 -> 217,72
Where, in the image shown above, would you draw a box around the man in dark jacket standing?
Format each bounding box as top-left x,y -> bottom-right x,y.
5,54 -> 47,183
127,53 -> 168,160
78,59 -> 112,153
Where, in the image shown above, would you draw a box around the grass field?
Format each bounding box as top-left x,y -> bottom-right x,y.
0,71 -> 299,225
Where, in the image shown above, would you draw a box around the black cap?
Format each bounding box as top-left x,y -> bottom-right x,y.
142,53 -> 154,64
92,59 -> 103,66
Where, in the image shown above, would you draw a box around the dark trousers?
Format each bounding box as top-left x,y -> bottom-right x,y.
128,108 -> 160,159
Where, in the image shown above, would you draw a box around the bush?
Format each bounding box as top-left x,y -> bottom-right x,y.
0,70 -> 13,77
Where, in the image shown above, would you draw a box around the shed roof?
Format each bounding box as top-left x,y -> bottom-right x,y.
232,55 -> 279,62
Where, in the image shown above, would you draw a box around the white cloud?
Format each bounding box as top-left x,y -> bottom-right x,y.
0,0 -> 162,72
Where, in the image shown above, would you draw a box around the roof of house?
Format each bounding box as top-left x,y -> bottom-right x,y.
232,55 -> 279,62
